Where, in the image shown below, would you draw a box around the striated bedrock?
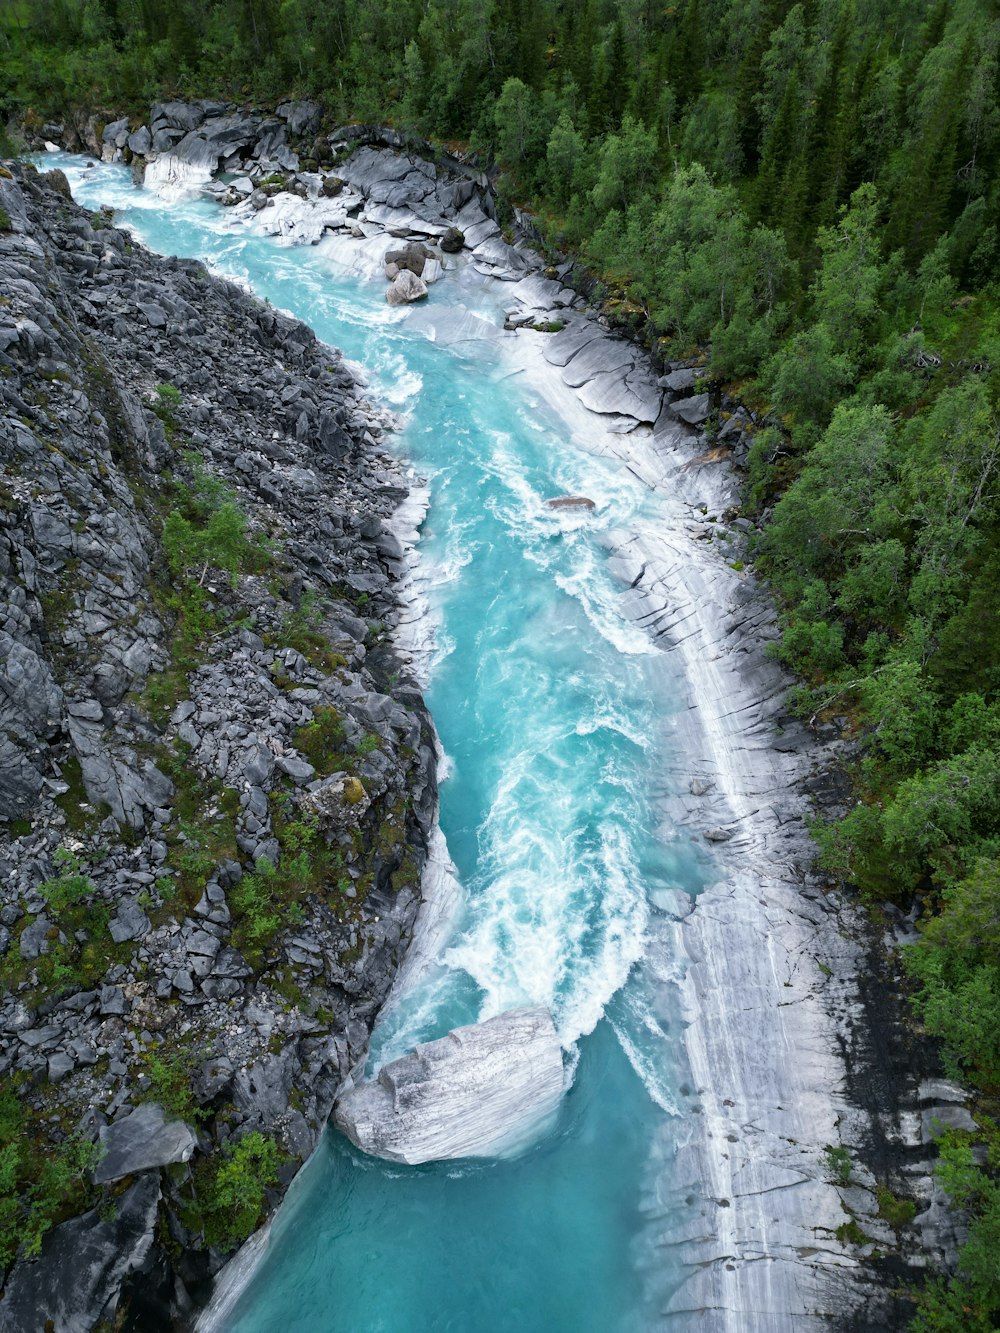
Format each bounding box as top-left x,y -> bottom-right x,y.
334,1007 -> 565,1165
0,162 -> 437,1329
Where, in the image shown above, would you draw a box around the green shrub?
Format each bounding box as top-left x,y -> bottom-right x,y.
38,848 -> 94,914
201,1132 -> 282,1250
294,706 -> 348,773
910,1126 -> 1000,1330
824,1144 -> 853,1185
0,1091 -> 98,1267
230,858 -> 282,949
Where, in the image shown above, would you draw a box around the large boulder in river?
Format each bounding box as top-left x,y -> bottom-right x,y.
386,269 -> 429,305
334,1006 -> 565,1164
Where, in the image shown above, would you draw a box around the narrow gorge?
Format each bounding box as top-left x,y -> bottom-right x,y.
0,102 -> 976,1332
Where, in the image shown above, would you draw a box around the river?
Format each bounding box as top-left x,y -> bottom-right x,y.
46,153 -> 726,1332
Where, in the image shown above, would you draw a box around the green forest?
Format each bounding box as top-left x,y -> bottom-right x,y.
3,0 -> 1000,1324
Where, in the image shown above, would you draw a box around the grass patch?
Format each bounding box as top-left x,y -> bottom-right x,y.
875,1183 -> 916,1231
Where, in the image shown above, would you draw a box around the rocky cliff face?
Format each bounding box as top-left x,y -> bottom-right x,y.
0,160 -> 436,1328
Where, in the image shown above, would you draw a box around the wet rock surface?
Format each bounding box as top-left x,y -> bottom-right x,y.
0,162 -> 436,1329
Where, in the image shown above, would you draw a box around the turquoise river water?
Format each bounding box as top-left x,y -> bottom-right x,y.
46,155 -> 716,1332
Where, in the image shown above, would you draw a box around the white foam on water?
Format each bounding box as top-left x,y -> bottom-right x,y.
366,824 -> 467,1070
573,697 -> 653,753
441,766 -> 649,1049
609,1017 -> 680,1118
554,558 -> 658,659
379,365 -> 423,407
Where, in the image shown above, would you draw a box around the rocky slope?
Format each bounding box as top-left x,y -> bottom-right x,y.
0,160 -> 436,1329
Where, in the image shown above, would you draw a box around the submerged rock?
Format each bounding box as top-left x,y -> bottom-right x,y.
334,1006 -> 564,1164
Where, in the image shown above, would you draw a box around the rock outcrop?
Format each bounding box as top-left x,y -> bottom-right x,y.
0,161 -> 437,1329
333,1007 -> 565,1164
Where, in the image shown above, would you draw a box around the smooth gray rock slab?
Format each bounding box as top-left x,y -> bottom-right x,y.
560,337 -> 635,388
660,367 -> 698,392
334,1006 -> 564,1165
93,1102 -> 196,1184
0,1173 -> 159,1333
671,392 -> 712,425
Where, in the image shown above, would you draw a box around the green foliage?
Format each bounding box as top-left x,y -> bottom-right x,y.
0,208 -> 11,232
38,847 -> 94,914
910,1126 -> 1000,1330
143,1047 -> 208,1122
230,857 -> 283,951
293,705 -> 348,774
155,381 -> 182,408
875,1184 -> 917,1232
905,860 -> 1000,1086
278,590 -> 347,672
824,1144 -> 853,1185
200,1131 -> 282,1251
160,452 -> 267,600
0,1090 -> 98,1269
163,501 -> 253,588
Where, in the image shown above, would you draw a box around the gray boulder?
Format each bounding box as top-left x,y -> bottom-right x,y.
127,125 -> 152,158
151,101 -> 205,133
108,898 -> 150,944
102,117 -> 130,151
671,392 -> 711,425
334,1006 -> 565,1164
0,634 -> 63,735
93,1102 -> 197,1184
0,733 -> 44,819
276,100 -> 322,137
19,914 -> 52,961
659,367 -> 698,392
384,243 -> 431,278
385,269 -> 428,306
